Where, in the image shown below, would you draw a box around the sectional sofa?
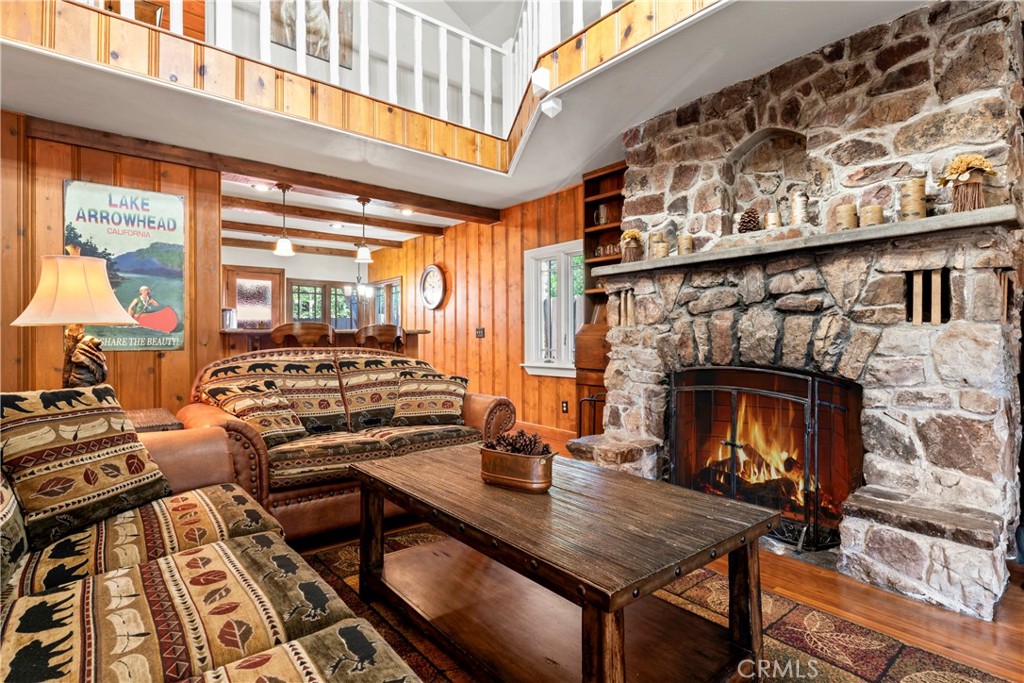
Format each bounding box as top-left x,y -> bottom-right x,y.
179,348 -> 516,539
0,387 -> 419,683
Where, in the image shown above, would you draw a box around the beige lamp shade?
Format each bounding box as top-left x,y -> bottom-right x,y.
12,255 -> 138,327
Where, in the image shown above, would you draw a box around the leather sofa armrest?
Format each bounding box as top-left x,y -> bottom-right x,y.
139,427 -> 234,494
177,403 -> 270,503
463,393 -> 516,442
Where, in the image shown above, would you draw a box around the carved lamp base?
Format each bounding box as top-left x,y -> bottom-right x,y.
63,324 -> 109,388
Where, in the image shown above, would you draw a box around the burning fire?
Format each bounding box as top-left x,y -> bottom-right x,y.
706,394 -> 811,507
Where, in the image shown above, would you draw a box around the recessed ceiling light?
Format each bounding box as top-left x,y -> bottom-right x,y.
400,208 -> 414,216
251,183 -> 273,192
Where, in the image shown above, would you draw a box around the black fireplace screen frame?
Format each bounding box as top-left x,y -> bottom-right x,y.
668,367 -> 863,551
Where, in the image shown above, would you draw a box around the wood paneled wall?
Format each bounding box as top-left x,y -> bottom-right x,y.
1,111 -> 222,411
370,185 -> 584,432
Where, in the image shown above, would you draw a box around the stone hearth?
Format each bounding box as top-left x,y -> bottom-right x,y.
569,2 -> 1024,620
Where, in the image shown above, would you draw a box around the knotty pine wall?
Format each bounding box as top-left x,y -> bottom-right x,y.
1,111 -> 223,411
369,185 -> 584,433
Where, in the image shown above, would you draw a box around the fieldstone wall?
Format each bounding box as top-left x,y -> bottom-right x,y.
590,222 -> 1022,619
620,1 -> 1024,250
570,0 -> 1024,620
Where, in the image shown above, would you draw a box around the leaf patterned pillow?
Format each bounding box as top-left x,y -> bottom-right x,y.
205,380 -> 308,447
0,385 -> 171,550
390,374 -> 468,427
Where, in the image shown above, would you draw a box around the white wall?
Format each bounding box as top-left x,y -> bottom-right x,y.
222,247 -> 361,282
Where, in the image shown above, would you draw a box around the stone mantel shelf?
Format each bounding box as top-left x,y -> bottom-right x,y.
592,206 -> 1021,280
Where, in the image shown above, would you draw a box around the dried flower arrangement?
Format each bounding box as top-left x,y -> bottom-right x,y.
939,153 -> 996,212
937,153 -> 996,186
621,228 -> 643,242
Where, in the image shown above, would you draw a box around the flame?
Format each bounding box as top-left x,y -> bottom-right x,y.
700,393 -> 843,518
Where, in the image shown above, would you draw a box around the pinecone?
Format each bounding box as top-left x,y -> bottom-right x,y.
738,207 -> 761,233
484,429 -> 552,455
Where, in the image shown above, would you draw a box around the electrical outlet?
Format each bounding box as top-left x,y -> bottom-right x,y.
561,401 -> 569,413
476,328 -> 485,338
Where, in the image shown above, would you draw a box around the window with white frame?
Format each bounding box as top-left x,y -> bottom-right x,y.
523,240 -> 585,377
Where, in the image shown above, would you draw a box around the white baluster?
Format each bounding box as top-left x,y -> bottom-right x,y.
387,4 -> 398,103
413,15 -> 424,112
501,36 -> 514,135
359,0 -> 370,93
295,0 -> 307,74
259,0 -> 271,63
600,0 -> 612,16
438,27 -> 448,119
572,0 -> 583,33
328,0 -> 340,85
214,0 -> 232,51
539,0 -> 559,53
461,36 -> 471,127
483,46 -> 492,135
120,0 -> 135,20
169,0 -> 183,33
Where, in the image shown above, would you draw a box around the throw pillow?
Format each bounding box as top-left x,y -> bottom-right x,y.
200,357 -> 348,432
0,385 -> 171,550
206,379 -> 308,447
337,357 -> 426,431
391,373 -> 468,427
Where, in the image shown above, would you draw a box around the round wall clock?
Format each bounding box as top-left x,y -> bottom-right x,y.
419,264 -> 446,309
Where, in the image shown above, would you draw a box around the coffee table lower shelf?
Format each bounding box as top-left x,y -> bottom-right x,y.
365,537 -> 749,683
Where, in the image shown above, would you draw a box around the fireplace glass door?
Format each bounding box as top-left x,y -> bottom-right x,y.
670,368 -> 862,550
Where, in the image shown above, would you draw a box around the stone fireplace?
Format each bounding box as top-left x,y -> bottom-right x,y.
568,1 -> 1024,620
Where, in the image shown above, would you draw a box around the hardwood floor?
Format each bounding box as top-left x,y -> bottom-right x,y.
707,552 -> 1024,682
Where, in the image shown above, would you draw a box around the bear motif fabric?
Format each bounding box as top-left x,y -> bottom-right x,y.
4,483 -> 283,601
0,386 -> 171,550
200,357 -> 348,432
0,533 -> 351,683
205,380 -> 308,447
337,358 -> 434,431
390,374 -> 468,427
184,619 -> 422,682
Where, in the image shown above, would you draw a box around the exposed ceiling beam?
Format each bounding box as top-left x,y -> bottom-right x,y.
223,220 -> 403,248
222,195 -> 444,237
23,116 -> 500,224
222,237 -> 356,258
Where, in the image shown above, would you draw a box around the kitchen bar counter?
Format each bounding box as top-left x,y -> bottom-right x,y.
220,328 -> 430,357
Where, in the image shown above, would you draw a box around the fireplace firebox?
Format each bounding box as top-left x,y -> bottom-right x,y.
670,368 -> 863,551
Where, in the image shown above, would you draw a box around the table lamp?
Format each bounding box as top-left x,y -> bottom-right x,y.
12,245 -> 138,387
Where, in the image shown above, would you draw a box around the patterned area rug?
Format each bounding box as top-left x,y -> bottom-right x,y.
303,526 -> 1007,683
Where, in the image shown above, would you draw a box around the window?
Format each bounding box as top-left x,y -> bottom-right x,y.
371,278 -> 402,327
523,240 -> 584,377
285,277 -> 401,329
222,265 -> 284,329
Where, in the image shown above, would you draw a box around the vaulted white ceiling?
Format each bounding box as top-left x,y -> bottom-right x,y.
0,0 -> 926,212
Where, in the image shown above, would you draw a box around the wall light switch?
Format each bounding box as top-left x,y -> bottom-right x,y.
561,401 -> 569,413
476,328 -> 485,338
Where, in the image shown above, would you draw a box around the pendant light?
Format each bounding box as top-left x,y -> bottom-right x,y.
273,183 -> 295,257
354,196 -> 373,264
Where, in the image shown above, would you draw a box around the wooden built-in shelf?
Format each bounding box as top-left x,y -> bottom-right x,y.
584,221 -> 622,233
584,188 -> 625,203
584,254 -> 622,265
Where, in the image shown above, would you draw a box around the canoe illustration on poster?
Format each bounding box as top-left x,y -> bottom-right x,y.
63,180 -> 186,351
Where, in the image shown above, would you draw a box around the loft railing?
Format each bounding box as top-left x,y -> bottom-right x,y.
93,0 -> 627,138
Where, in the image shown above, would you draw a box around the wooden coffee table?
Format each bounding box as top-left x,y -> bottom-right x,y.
351,444 -> 780,683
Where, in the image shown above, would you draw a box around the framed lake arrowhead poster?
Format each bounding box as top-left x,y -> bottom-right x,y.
63,180 -> 186,351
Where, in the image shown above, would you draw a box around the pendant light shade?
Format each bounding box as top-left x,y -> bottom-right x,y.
273,183 -> 295,257
273,237 -> 295,257
355,196 -> 374,264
